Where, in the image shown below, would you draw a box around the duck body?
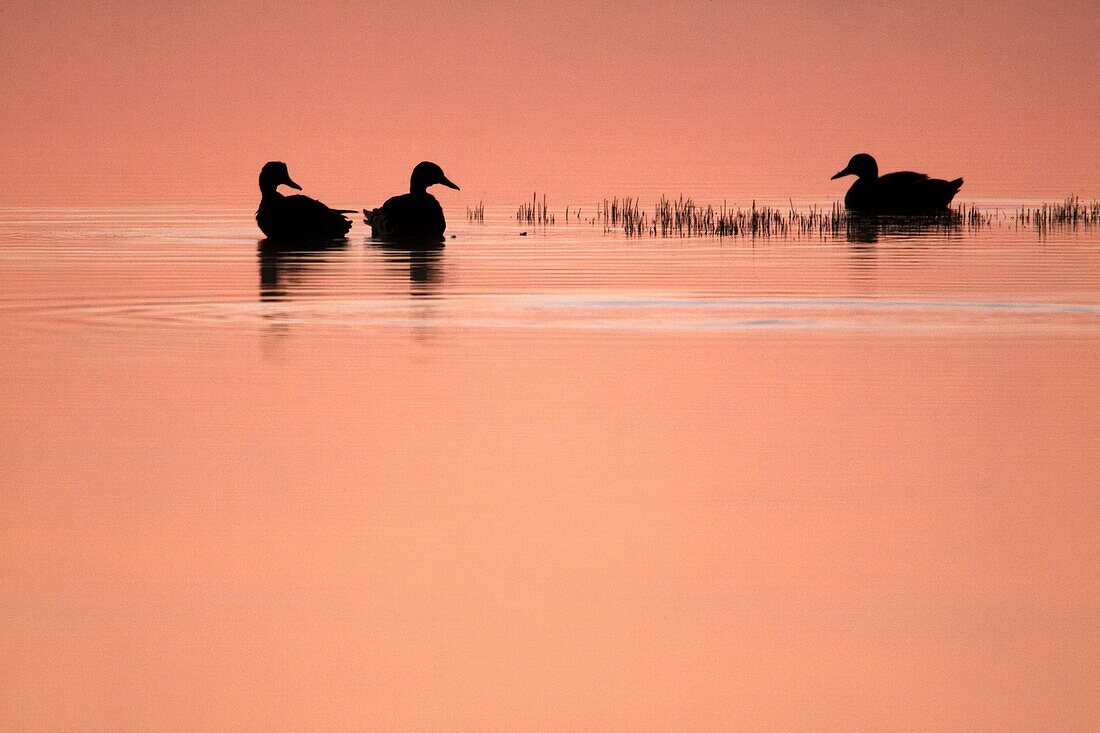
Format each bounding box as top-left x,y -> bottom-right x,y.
257,193 -> 353,240
832,154 -> 962,214
365,192 -> 446,240
256,162 -> 352,241
364,161 -> 459,241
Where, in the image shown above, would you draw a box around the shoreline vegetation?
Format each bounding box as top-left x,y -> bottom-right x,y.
466,194 -> 1100,238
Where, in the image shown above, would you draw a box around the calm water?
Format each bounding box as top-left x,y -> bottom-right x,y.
2,202 -> 1099,730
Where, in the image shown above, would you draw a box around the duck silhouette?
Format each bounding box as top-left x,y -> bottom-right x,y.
831,154 -> 963,214
256,162 -> 353,241
364,162 -> 459,241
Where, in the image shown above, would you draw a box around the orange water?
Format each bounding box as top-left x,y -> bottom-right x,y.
2,205 -> 1099,729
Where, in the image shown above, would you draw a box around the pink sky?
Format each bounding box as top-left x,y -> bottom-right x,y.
1,0 -> 1097,204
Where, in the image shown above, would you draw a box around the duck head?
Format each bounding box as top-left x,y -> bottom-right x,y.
410,161 -> 459,195
259,161 -> 303,194
831,153 -> 879,181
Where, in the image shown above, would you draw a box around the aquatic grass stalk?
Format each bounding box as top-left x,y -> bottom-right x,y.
1018,197 -> 1100,233
510,195 -> 1099,239
517,193 -> 554,225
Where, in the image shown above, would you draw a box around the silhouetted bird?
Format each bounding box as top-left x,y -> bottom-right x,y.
364,162 -> 459,240
831,154 -> 963,214
256,162 -> 353,240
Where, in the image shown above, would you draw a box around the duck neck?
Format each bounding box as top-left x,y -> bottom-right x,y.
410,170 -> 435,195
260,183 -> 284,200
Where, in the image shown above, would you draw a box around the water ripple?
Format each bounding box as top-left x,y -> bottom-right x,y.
2,206 -> 1100,338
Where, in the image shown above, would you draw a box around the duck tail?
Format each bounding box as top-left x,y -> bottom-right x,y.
950,178 -> 964,191
363,208 -> 377,224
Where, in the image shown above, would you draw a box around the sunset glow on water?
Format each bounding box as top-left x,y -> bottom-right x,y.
2,1 -> 1099,730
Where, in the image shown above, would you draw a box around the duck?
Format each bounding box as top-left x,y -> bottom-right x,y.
831,153 -> 963,214
364,161 -> 459,241
256,161 -> 353,241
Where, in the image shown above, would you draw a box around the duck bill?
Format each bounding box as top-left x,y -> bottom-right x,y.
830,167 -> 852,180
284,177 -> 303,191
440,176 -> 460,191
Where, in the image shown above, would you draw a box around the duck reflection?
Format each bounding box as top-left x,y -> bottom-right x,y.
845,211 -> 964,245
370,239 -> 445,296
258,238 -> 348,301
844,212 -> 967,289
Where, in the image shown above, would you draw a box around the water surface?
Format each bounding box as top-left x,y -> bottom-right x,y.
2,203 -> 1099,730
